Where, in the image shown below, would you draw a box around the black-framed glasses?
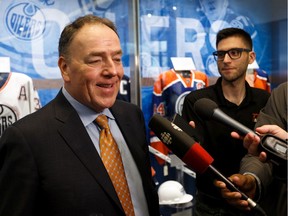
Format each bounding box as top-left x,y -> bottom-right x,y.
212,48 -> 251,61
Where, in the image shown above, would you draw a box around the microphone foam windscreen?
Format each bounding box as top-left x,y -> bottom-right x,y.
194,98 -> 218,120
149,114 -> 214,173
182,142 -> 214,173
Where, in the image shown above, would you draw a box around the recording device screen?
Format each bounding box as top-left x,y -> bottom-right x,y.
275,143 -> 287,154
261,135 -> 287,161
260,135 -> 287,181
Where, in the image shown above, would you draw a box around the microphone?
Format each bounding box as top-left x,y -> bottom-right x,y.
194,98 -> 287,180
149,114 -> 266,215
194,98 -> 256,136
149,114 -> 213,174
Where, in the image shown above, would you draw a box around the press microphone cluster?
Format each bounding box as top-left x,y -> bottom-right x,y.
149,114 -> 266,215
194,98 -> 257,136
194,97 -> 287,180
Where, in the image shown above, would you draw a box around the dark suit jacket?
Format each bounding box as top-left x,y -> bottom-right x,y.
0,91 -> 159,216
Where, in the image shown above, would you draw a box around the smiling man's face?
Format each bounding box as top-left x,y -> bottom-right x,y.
58,23 -> 124,112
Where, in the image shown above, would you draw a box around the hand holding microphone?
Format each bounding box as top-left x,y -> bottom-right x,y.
214,173 -> 258,212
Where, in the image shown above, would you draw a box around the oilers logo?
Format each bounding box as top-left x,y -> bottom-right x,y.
175,91 -> 190,115
5,3 -> 45,41
0,105 -> 17,137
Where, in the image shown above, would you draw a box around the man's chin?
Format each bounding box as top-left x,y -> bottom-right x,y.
89,98 -> 116,112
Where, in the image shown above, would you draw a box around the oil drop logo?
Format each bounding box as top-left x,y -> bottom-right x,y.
6,3 -> 45,40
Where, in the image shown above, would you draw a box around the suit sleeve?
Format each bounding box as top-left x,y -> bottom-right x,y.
240,82 -> 287,199
256,82 -> 287,130
239,154 -> 273,198
0,125 -> 38,216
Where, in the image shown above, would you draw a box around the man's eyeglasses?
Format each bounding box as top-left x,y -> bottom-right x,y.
212,48 -> 251,61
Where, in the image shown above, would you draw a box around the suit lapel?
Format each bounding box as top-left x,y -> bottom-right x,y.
54,92 -> 123,212
110,103 -> 133,149
110,102 -> 146,173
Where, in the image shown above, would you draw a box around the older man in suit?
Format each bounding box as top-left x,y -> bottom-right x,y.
0,15 -> 159,216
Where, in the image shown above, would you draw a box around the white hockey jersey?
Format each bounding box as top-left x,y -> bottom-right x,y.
0,72 -> 41,136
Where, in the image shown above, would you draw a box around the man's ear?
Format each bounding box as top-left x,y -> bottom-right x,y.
58,56 -> 70,82
248,51 -> 256,64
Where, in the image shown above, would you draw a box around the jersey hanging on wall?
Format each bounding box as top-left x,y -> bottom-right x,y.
246,68 -> 271,93
150,69 -> 208,164
116,74 -> 131,102
0,72 -> 41,137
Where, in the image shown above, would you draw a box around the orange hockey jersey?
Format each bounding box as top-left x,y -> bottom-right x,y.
150,69 -> 208,164
246,68 -> 271,92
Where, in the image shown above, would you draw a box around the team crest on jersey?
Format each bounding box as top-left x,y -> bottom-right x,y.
0,104 -> 17,137
5,2 -> 46,40
175,91 -> 190,115
196,82 -> 204,89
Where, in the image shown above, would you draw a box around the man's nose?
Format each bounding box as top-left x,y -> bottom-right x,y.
103,58 -> 117,75
223,52 -> 232,62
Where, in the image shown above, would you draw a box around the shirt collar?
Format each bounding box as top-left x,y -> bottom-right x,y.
62,87 -> 114,126
215,77 -> 253,107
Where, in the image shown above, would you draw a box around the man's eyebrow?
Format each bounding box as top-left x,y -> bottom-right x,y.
113,50 -> 123,55
88,50 -> 123,56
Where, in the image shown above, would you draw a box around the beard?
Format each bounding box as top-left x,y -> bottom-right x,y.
220,70 -> 246,83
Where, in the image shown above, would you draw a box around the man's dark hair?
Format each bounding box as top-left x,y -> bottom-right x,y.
216,27 -> 253,49
58,14 -> 119,58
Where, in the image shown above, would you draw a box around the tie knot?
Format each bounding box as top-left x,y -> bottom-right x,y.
95,114 -> 109,129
